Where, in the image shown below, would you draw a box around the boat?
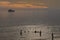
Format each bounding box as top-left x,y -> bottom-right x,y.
8,9 -> 15,12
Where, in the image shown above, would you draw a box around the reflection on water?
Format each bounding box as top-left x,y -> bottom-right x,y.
0,25 -> 51,40
0,25 -> 60,40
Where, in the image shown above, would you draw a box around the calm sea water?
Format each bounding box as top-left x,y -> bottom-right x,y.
0,8 -> 60,40
0,8 -> 48,26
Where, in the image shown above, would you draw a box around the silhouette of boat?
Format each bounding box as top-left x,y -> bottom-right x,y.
8,9 -> 15,12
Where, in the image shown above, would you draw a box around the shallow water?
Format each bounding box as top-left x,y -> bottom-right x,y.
0,25 -> 51,40
0,25 -> 60,40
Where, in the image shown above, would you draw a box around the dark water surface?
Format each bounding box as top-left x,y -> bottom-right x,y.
0,8 -> 48,26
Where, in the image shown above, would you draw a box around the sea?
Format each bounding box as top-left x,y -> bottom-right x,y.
0,8 -> 60,40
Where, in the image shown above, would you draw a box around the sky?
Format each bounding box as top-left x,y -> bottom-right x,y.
0,0 -> 48,8
49,0 -> 60,9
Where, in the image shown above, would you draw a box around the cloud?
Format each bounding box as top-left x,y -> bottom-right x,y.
0,1 -> 10,6
0,1 -> 10,5
0,1 -> 48,8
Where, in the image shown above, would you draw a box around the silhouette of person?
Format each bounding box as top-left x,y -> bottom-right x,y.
20,30 -> 22,36
34,30 -> 42,37
40,31 -> 41,36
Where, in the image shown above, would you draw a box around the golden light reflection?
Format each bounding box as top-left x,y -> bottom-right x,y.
0,1 -> 48,8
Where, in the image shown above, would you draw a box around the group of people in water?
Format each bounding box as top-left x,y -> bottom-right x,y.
20,30 -> 42,37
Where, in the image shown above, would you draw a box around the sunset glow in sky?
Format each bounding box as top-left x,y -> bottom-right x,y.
0,0 -> 48,8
